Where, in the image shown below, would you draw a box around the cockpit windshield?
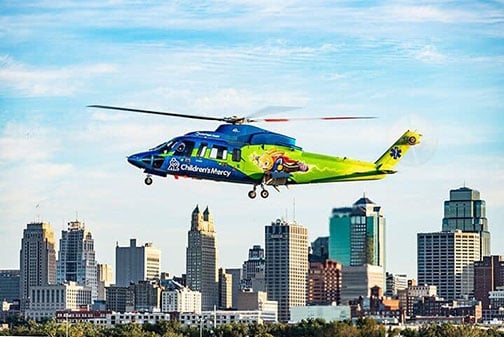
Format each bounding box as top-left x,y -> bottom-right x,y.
150,140 -> 175,154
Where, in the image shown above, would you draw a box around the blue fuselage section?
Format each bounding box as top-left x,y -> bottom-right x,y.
126,124 -> 299,185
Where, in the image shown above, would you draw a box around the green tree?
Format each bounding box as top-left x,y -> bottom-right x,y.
356,317 -> 385,337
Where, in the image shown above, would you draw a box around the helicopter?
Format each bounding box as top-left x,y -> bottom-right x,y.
89,105 -> 421,199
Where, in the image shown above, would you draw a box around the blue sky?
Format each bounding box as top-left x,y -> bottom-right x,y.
1,1 -> 503,280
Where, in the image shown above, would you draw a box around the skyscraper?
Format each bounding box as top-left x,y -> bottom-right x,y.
19,222 -> 57,311
329,196 -> 385,268
115,239 -> 161,286
57,220 -> 98,301
186,205 -> 218,310
417,186 -> 491,301
442,186 -> 490,257
242,244 -> 265,291
265,219 -> 308,322
417,231 -> 480,300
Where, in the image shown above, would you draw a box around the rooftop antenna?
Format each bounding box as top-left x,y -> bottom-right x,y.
293,198 -> 296,223
35,202 -> 41,223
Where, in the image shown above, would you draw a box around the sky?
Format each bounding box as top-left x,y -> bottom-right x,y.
1,1 -> 503,281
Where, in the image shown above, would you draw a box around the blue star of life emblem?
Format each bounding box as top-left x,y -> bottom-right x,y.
390,147 -> 402,160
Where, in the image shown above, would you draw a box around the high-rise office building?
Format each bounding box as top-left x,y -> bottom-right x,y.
474,255 -> 504,309
340,264 -> 384,304
265,219 -> 308,322
225,268 -> 242,308
385,272 -> 408,297
0,270 -> 20,302
57,220 -> 98,301
134,279 -> 163,312
442,186 -> 490,257
417,186 -> 492,301
106,285 -> 135,312
186,205 -> 218,310
329,196 -> 385,268
310,236 -> 329,262
242,244 -> 265,291
97,263 -> 114,301
307,260 -> 341,305
218,268 -> 232,309
115,239 -> 161,286
417,231 -> 480,300
19,222 -> 57,311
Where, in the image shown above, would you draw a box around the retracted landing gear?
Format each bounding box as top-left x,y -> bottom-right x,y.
144,175 -> 153,185
248,185 -> 269,199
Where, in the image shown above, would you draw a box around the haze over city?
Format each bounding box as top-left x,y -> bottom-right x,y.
1,1 -> 503,280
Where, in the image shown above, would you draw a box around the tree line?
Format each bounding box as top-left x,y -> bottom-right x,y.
1,316 -> 503,337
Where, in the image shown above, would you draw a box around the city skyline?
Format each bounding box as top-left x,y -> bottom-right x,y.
1,185 -> 501,282
1,1 -> 503,280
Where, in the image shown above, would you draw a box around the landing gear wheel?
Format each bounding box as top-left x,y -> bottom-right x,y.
248,190 -> 257,199
144,176 -> 153,185
260,189 -> 269,199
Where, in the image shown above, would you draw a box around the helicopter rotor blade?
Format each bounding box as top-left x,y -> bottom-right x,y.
246,106 -> 302,119
89,105 -> 376,125
250,116 -> 376,123
88,105 -> 228,123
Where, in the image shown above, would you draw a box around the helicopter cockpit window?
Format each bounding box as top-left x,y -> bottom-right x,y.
153,157 -> 165,169
173,141 -> 195,157
209,145 -> 227,160
151,141 -> 174,154
175,142 -> 186,153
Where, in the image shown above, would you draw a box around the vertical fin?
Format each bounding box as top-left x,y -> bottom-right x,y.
375,130 -> 421,171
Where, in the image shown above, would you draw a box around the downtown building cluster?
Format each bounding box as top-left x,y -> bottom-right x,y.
1,186 -> 503,328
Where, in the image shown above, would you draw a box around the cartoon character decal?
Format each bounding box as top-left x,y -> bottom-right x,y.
251,149 -> 309,181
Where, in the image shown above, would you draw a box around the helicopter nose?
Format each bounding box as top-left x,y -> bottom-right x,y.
127,155 -> 142,167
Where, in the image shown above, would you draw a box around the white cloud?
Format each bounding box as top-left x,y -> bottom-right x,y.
413,45 -> 447,64
0,121 -> 59,161
0,58 -> 118,97
387,6 -> 457,23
